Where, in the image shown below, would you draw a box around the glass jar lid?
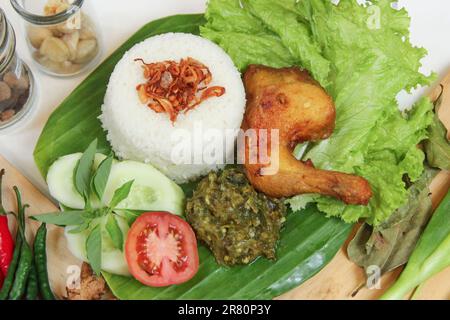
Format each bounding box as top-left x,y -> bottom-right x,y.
10,0 -> 84,26
0,9 -> 16,74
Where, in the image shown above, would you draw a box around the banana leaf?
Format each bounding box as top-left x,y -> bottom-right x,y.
33,14 -> 352,300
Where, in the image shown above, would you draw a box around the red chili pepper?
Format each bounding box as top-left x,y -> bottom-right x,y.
0,215 -> 14,276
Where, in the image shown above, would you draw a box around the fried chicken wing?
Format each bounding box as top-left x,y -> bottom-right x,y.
242,65 -> 372,205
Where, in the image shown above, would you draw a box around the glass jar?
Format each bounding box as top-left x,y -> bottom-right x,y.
10,0 -> 102,77
0,8 -> 36,133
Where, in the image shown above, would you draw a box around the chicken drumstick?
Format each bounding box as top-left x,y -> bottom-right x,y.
242,65 -> 372,205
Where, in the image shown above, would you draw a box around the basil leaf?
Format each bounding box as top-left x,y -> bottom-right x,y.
116,209 -> 145,226
105,214 -> 123,251
86,224 -> 102,275
92,156 -> 114,201
80,210 -> 98,220
74,139 -> 98,205
109,180 -> 134,209
68,220 -> 92,234
31,211 -> 85,226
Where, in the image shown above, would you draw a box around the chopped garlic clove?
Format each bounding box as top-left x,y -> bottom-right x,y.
40,37 -> 71,63
62,31 -> 80,61
74,39 -> 97,64
27,26 -> 53,49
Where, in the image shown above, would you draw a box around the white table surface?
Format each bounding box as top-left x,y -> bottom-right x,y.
0,0 -> 449,197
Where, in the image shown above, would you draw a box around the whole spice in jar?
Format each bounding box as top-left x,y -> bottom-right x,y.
26,0 -> 99,75
0,70 -> 30,124
0,8 -> 36,131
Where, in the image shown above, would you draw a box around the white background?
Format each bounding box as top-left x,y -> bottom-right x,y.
0,0 -> 449,196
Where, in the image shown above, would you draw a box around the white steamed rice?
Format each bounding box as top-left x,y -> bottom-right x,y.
99,33 -> 246,183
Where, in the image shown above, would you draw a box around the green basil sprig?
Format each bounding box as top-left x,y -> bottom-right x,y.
32,140 -> 134,275
74,139 -> 98,208
92,156 -> 114,201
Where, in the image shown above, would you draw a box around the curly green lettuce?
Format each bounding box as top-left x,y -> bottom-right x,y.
201,0 -> 435,225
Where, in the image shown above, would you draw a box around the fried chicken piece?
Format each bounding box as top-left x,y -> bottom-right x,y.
242,65 -> 372,205
66,263 -> 114,300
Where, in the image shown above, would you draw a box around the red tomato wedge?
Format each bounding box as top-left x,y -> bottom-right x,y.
125,212 -> 199,287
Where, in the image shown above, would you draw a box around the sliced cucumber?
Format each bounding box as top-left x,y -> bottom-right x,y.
102,160 -> 185,215
47,153 -> 107,209
64,215 -> 130,276
51,155 -> 186,276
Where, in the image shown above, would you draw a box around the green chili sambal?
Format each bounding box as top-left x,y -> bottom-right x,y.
186,168 -> 286,266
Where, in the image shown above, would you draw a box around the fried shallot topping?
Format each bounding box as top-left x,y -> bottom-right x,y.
135,57 -> 226,122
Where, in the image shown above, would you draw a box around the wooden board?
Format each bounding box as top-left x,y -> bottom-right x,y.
1,72 -> 449,300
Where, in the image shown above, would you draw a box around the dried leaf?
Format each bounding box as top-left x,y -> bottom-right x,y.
348,168 -> 438,275
424,90 -> 450,170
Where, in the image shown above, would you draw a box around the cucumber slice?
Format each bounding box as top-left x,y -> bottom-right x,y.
47,153 -> 107,209
52,156 -> 185,275
64,215 -> 130,276
102,160 -> 185,215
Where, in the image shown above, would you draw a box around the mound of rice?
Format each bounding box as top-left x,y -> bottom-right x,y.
100,33 -> 246,183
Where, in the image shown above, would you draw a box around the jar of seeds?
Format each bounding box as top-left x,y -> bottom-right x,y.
0,8 -> 36,133
10,0 -> 101,77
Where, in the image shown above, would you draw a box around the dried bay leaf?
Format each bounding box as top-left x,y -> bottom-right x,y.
424,85 -> 450,170
348,168 -> 438,275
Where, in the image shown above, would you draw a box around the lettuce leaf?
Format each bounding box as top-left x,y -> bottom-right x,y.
202,0 -> 435,225
200,0 -> 296,70
243,0 -> 330,85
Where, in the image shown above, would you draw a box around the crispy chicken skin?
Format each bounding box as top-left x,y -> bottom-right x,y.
242,65 -> 372,205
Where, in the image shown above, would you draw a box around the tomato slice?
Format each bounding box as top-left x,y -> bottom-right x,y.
125,212 -> 199,287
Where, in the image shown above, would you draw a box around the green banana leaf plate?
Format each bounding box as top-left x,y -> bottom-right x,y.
33,14 -> 352,300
